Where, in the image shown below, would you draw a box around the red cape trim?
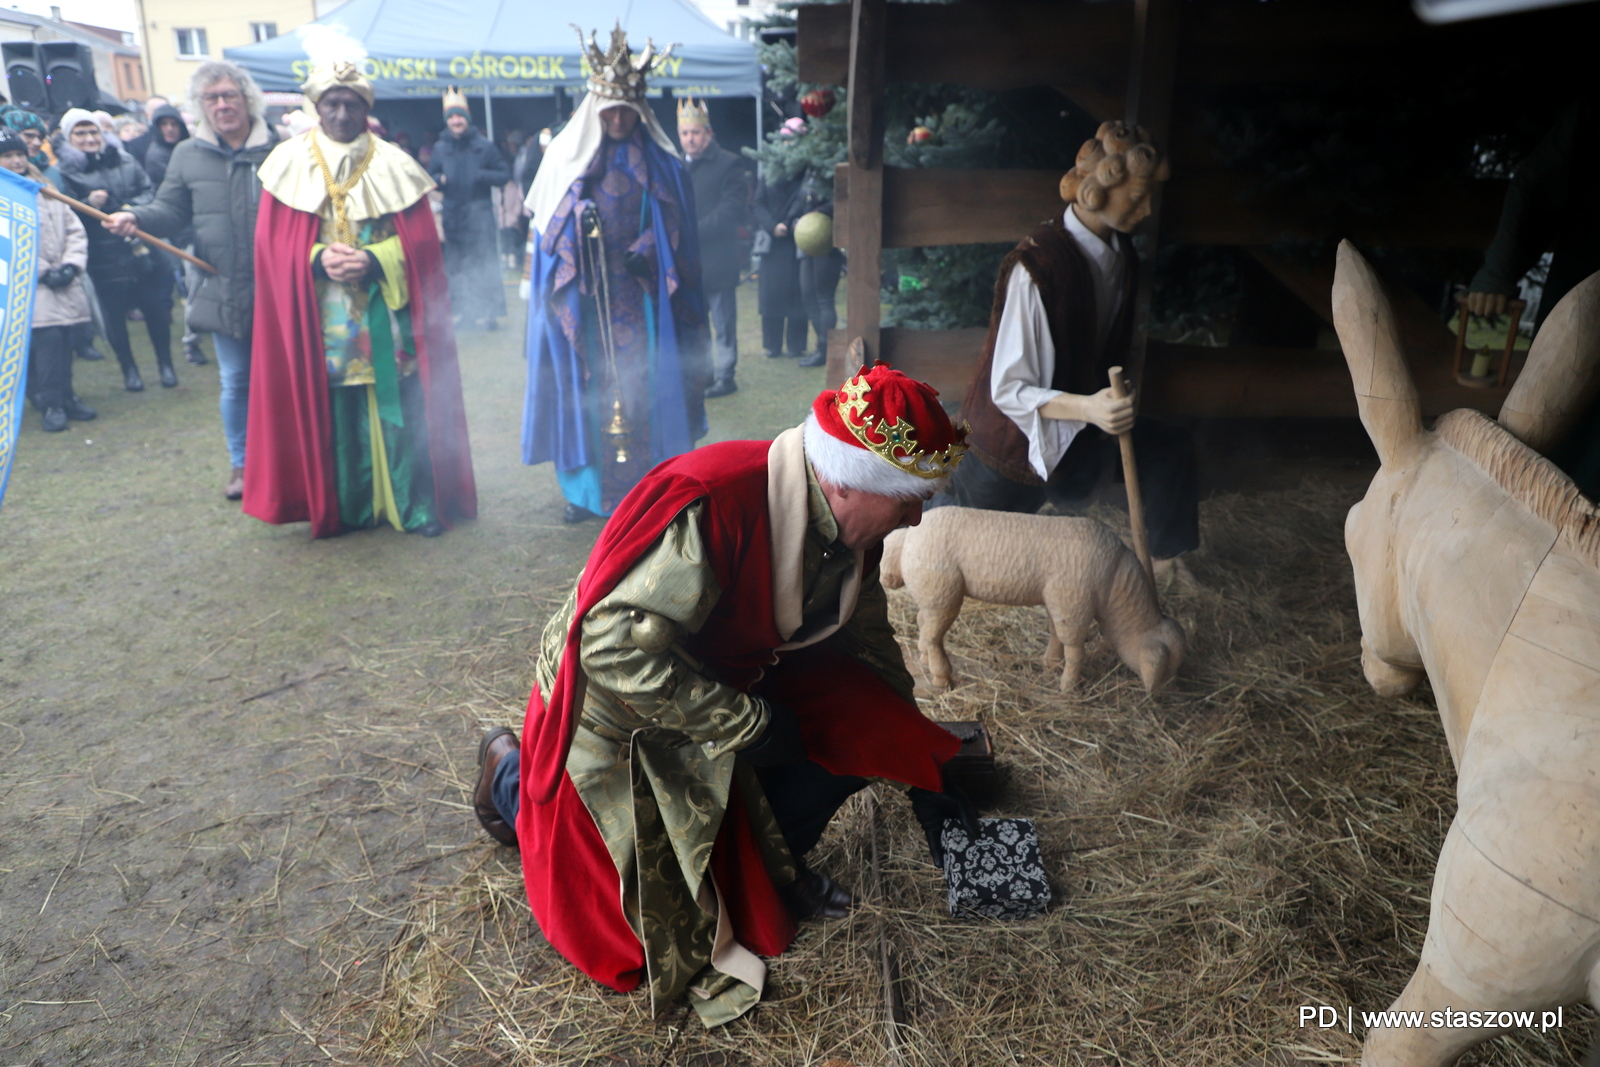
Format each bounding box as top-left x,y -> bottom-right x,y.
242,193 -> 477,538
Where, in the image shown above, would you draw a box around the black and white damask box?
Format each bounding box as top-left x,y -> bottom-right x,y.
940,817 -> 1051,920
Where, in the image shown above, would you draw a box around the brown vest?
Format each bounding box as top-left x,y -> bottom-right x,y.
962,217 -> 1139,484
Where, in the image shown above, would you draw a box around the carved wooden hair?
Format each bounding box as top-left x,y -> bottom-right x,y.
1059,120 -> 1171,210
1437,408 -> 1600,567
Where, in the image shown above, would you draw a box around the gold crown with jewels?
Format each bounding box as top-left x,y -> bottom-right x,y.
574,22 -> 675,103
676,95 -> 709,126
836,372 -> 968,480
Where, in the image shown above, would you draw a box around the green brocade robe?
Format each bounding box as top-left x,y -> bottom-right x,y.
534,459 -> 916,1026
315,215 -> 437,532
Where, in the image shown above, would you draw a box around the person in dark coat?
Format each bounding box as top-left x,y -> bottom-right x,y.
55,108 -> 172,392
1465,90 -> 1600,499
677,98 -> 748,397
108,61 -> 280,501
141,104 -> 189,189
752,167 -> 808,360
428,88 -> 511,330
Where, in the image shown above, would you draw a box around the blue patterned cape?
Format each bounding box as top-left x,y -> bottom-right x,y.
522,131 -> 704,505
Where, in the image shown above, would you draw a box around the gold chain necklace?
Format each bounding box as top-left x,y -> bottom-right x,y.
307,131 -> 377,247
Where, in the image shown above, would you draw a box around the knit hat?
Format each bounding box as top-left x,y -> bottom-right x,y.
57,108 -> 99,135
0,131 -> 25,157
805,362 -> 967,497
0,105 -> 45,135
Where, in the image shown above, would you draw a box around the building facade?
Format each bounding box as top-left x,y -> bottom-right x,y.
0,7 -> 143,107
134,0 -> 348,102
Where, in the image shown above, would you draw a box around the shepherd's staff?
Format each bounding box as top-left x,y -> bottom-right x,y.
38,185 -> 217,274
1107,365 -> 1156,594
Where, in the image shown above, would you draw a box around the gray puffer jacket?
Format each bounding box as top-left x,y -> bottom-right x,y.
131,118 -> 278,339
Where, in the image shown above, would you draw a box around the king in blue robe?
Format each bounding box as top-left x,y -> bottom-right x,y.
522,32 -> 708,522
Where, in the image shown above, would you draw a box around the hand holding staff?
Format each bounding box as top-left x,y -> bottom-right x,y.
39,185 -> 217,274
1108,365 -> 1157,594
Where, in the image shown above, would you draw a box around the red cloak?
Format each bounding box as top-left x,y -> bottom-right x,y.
516,440 -> 961,993
242,192 -> 477,538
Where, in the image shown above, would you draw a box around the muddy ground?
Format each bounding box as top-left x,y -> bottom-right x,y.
0,284 -> 832,1065
0,280 -> 1383,1066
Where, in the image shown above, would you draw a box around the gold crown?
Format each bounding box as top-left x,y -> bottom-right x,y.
442,85 -> 470,115
836,372 -> 968,480
676,95 -> 710,126
574,22 -> 675,103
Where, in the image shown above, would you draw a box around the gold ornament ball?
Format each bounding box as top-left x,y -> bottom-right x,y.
794,211 -> 835,257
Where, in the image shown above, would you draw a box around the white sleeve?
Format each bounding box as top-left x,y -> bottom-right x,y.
990,265 -> 1085,479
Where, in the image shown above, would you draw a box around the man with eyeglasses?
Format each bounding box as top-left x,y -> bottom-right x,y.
106,62 -> 279,502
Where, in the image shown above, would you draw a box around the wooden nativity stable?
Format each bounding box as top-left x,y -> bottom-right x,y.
800,0 -> 1600,421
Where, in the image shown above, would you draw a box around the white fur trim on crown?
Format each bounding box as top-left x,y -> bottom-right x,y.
803,412 -> 948,500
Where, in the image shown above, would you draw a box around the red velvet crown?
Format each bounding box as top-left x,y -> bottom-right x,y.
812,362 -> 968,479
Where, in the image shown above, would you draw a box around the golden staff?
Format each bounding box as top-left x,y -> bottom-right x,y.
39,185 -> 217,274
577,204 -> 632,465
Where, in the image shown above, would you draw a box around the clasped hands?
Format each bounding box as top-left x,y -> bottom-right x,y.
1040,385 -> 1136,436
322,242 -> 376,285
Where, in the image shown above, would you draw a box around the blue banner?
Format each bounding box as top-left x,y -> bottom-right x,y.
0,167 -> 40,513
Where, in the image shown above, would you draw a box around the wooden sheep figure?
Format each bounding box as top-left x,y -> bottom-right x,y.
1333,240 -> 1600,1067
881,507 -> 1185,693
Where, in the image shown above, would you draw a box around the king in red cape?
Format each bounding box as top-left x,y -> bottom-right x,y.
243,60 -> 475,539
472,363 -> 976,1027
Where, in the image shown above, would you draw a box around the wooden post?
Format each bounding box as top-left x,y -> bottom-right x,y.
1121,0 -> 1181,392
833,0 -> 887,386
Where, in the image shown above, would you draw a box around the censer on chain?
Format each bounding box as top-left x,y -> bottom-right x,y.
578,205 -> 632,465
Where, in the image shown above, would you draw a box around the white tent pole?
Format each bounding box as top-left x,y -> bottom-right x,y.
484,84 -> 495,143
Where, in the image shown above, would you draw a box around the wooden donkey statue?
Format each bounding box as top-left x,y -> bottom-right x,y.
1333,239 -> 1600,1067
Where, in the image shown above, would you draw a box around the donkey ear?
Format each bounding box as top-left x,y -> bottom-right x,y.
1499,268 -> 1600,453
1333,240 -> 1425,467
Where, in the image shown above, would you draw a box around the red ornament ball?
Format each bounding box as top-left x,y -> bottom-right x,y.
800,89 -> 836,118
907,125 -> 934,145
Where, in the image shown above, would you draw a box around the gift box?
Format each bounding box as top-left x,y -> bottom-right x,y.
941,817 -> 1051,920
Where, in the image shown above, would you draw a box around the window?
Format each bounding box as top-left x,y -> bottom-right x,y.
250,22 -> 277,42
174,27 -> 208,58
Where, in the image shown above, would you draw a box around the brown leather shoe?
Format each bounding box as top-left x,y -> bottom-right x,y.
475,727 -> 520,846
224,468 -> 244,500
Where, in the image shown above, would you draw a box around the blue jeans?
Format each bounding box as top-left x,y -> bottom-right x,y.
493,750 -> 521,826
212,332 -> 251,468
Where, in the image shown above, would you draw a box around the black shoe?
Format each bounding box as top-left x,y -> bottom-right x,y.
474,727 -> 520,846
158,363 -> 178,388
63,396 -> 96,421
563,502 -> 596,524
76,345 -> 104,361
798,350 -> 827,368
780,869 -> 854,921
41,407 -> 67,432
764,349 -> 784,359
184,341 -> 207,365
412,519 -> 446,537
123,365 -> 144,391
481,318 -> 499,331
705,377 -> 737,398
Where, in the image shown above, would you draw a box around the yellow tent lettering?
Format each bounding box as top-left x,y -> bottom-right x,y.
548,56 -> 564,78
449,56 -> 470,78
482,54 -> 500,78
